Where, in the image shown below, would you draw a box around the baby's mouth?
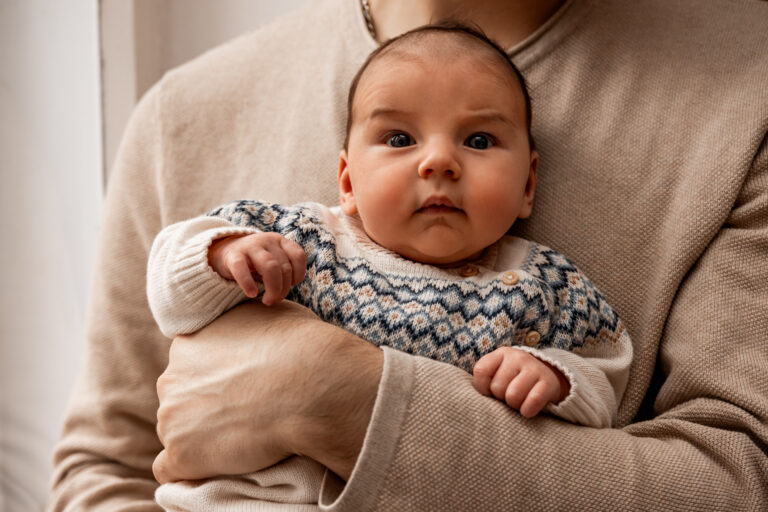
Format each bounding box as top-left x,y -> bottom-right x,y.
417,205 -> 462,214
416,196 -> 463,214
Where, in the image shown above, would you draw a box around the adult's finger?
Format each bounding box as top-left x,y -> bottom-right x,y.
152,447 -> 206,484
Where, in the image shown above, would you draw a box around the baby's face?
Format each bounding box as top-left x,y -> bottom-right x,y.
339,45 -> 537,265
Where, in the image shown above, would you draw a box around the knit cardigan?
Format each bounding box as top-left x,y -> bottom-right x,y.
49,0 -> 768,510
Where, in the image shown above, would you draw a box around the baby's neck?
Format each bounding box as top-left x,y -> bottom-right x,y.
429,250 -> 489,269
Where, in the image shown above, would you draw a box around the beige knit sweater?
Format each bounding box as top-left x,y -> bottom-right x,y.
49,0 -> 768,510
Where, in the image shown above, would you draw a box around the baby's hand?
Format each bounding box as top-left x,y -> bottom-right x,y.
472,347 -> 570,418
207,233 -> 306,305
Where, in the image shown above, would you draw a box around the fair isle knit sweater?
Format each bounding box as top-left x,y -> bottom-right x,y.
50,0 -> 768,510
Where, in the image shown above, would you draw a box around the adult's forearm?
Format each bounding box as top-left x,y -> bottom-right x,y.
328,349 -> 766,511
288,319 -> 383,480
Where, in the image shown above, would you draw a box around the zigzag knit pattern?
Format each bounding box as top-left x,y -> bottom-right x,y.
208,200 -> 624,372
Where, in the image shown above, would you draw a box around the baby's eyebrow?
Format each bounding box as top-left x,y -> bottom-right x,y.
364,107 -> 517,127
465,110 -> 515,126
367,107 -> 406,120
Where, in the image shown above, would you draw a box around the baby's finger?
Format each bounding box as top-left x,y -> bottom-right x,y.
519,380 -> 559,418
487,354 -> 523,401
228,253 -> 260,297
263,244 -> 294,302
472,350 -> 504,396
504,370 -> 538,411
280,238 -> 307,285
279,259 -> 293,300
250,249 -> 285,305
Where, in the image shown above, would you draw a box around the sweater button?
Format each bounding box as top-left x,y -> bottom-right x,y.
459,264 -> 479,277
502,271 -> 519,285
525,330 -> 541,347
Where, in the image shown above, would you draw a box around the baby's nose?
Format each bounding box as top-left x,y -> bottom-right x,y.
417,141 -> 461,179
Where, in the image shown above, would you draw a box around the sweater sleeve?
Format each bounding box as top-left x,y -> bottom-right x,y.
147,215 -> 257,338
147,200 -> 314,337
322,135 -> 768,511
512,336 -> 631,428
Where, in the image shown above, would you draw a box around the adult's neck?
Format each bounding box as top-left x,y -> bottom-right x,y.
368,0 -> 566,49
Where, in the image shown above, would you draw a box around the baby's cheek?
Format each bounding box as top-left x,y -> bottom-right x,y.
475,187 -> 521,233
355,189 -> 406,242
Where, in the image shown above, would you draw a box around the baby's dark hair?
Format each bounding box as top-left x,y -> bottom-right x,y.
343,21 -> 535,151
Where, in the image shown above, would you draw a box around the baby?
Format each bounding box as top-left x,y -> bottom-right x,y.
149,23 -> 632,510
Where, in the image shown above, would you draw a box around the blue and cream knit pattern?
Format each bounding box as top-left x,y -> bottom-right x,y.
208,200 -> 627,373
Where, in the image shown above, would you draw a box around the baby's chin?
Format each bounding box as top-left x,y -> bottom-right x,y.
363,227 -> 486,266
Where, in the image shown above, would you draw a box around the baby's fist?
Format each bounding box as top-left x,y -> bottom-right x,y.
208,232 -> 306,305
473,347 -> 569,418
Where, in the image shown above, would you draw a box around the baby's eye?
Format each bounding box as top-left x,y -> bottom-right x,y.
386,133 -> 413,148
465,133 -> 494,150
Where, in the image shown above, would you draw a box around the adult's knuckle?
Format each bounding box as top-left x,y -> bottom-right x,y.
156,372 -> 174,398
156,403 -> 172,426
152,454 -> 166,482
163,442 -> 188,469
156,373 -> 167,393
261,258 -> 280,271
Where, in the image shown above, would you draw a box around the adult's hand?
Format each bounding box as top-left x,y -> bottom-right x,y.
153,300 -> 383,483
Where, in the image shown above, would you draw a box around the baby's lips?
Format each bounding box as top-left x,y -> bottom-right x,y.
420,195 -> 457,209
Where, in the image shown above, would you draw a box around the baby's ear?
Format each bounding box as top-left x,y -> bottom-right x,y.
338,150 -> 358,215
518,150 -> 538,219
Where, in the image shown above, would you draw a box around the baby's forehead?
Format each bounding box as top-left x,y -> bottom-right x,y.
357,32 -> 521,97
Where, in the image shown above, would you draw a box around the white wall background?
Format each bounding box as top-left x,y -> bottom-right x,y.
103,0 -> 309,175
0,1 -> 102,509
1,1 -> 306,510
